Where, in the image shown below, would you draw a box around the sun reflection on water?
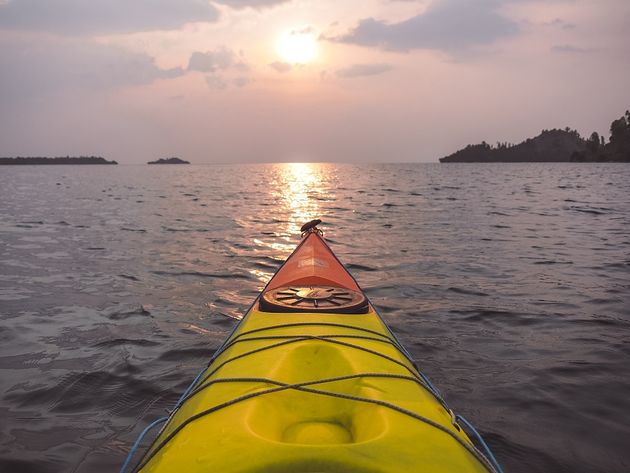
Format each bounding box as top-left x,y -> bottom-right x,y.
247,162 -> 331,285
280,162 -> 323,236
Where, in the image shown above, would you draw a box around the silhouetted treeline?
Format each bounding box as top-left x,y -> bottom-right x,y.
440,110 -> 630,163
0,156 -> 117,165
571,111 -> 630,162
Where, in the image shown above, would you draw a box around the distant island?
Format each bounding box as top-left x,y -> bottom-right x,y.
0,156 -> 117,165
147,157 -> 190,165
440,110 -> 630,163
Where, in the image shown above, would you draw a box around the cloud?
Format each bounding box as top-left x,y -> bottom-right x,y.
233,76 -> 251,87
291,26 -> 314,35
0,37 -> 183,102
269,61 -> 292,73
188,48 -> 243,73
335,0 -> 520,52
0,0 -> 219,35
551,44 -> 588,54
215,0 -> 291,9
204,75 -> 250,90
205,75 -> 228,90
188,48 -> 251,89
545,18 -> 576,30
336,63 -> 393,78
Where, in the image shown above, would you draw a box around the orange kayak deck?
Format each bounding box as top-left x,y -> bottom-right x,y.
265,231 -> 361,292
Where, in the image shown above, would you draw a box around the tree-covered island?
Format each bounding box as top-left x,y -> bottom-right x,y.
0,156 -> 117,165
440,110 -> 630,163
147,157 -> 190,164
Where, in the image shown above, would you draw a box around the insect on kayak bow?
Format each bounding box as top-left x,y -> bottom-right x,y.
123,220 -> 503,473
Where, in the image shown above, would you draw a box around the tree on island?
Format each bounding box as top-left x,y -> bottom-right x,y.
609,111 -> 630,149
575,110 -> 630,162
586,132 -> 601,154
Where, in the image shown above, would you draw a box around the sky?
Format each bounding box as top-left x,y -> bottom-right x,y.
0,0 -> 629,163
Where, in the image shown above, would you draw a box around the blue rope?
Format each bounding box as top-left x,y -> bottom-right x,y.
173,368 -> 207,409
120,367 -> 207,473
119,416 -> 168,473
456,415 -> 504,473
418,372 -> 443,400
368,298 -> 502,473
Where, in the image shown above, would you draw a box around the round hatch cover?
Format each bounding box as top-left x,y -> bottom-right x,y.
260,286 -> 368,314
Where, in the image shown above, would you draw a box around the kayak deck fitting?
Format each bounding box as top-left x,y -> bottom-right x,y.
122,220 -> 503,473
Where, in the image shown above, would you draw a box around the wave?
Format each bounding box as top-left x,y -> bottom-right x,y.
152,270 -> 250,280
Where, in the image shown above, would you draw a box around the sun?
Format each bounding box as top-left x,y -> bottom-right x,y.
276,28 -> 318,65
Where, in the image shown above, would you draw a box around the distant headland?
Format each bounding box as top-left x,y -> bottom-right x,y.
0,156 -> 117,165
147,157 -> 190,165
440,110 -> 630,163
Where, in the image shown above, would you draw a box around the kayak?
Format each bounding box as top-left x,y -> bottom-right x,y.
123,220 -> 502,473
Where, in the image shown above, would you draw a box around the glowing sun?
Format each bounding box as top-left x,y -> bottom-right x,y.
276,29 -> 318,64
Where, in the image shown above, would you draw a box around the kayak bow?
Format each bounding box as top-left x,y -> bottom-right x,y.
126,221 -> 502,473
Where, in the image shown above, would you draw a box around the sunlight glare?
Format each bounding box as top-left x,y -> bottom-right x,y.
276,29 -> 318,65
282,162 -> 322,236
247,162 -> 333,285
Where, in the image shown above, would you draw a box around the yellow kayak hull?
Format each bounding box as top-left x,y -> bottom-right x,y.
137,310 -> 492,472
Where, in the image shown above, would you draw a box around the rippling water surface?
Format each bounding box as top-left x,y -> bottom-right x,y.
1,163 -> 629,473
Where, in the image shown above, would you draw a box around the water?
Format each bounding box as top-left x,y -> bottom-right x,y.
1,163 -> 629,473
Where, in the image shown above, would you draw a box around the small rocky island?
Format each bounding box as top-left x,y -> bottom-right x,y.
147,157 -> 190,165
440,110 -> 630,163
0,156 -> 117,165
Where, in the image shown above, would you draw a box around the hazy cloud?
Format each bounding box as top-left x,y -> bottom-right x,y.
233,76 -> 251,87
216,0 -> 291,9
205,75 -> 228,90
551,44 -> 588,54
0,0 -> 220,35
188,48 -> 242,73
335,0 -> 520,52
0,38 -> 183,102
291,26 -> 315,35
188,48 -> 251,89
546,18 -> 576,30
269,61 -> 292,73
336,63 -> 393,78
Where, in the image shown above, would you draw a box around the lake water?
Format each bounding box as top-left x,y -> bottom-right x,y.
1,163 -> 629,473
